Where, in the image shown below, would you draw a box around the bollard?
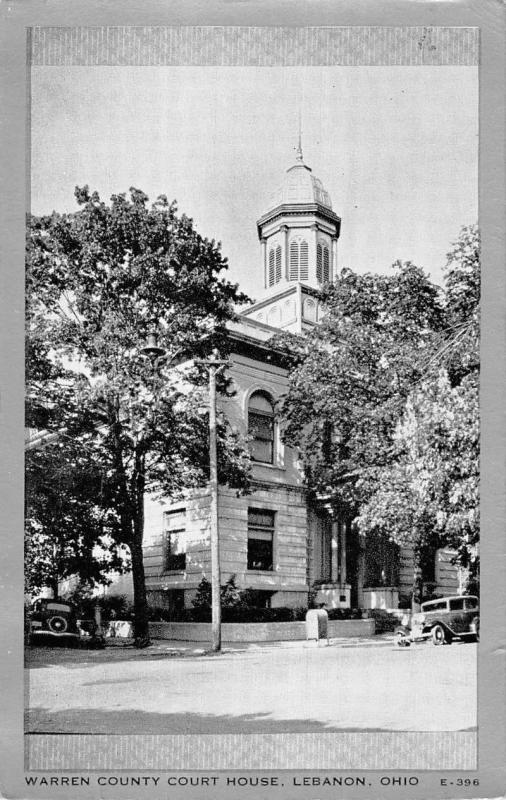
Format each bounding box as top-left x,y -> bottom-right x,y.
305,607 -> 329,645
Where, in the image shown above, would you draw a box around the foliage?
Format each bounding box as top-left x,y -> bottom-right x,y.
191,574 -> 243,620
26,187 -> 251,646
279,260 -> 445,515
358,369 -> 479,587
25,438 -> 128,596
62,589 -> 135,623
279,226 -> 480,597
152,601 -> 310,623
220,574 -> 243,607
191,577 -> 213,618
357,226 -> 480,590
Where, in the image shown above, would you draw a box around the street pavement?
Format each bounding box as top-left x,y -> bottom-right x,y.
25,636 -> 477,735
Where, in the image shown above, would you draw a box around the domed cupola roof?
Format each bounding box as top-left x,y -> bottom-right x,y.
256,138 -> 340,241
267,142 -> 333,211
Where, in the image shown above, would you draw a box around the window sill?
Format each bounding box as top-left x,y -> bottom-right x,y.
246,569 -> 274,574
161,569 -> 186,575
252,461 -> 286,471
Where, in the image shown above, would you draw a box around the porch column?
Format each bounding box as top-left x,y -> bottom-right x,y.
262,237 -> 267,288
331,519 -> 339,583
340,520 -> 347,586
311,223 -> 319,282
331,236 -> 338,281
281,225 -> 289,280
356,531 -> 366,608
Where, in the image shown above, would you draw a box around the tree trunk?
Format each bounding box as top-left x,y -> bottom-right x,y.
130,529 -> 151,648
50,575 -> 59,600
130,457 -> 151,648
110,411 -> 151,648
411,549 -> 423,613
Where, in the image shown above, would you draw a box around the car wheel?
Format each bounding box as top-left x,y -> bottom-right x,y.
431,624 -> 448,646
395,628 -> 411,647
473,618 -> 480,642
47,615 -> 68,634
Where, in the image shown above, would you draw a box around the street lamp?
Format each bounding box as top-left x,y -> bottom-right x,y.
140,329 -> 228,653
196,348 -> 229,653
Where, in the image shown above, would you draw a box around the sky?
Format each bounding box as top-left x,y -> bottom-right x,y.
30,65 -> 478,299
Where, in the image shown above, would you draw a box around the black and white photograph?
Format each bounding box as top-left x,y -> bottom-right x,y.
1,9 -> 505,800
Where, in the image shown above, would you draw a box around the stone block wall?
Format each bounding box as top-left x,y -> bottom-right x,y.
142,482 -> 309,608
148,618 -> 376,642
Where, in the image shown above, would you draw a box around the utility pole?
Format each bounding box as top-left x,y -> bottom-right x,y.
198,348 -> 228,653
208,354 -> 221,651
141,327 -> 228,654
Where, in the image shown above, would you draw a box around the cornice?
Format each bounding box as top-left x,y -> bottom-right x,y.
257,203 -> 341,239
228,329 -> 291,368
241,282 -> 321,315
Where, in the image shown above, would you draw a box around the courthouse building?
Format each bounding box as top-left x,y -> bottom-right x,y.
141,144 -> 461,613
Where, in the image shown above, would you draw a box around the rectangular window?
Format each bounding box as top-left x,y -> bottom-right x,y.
248,508 -> 274,571
164,509 -> 186,571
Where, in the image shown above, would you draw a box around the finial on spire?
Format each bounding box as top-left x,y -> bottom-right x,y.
295,110 -> 303,162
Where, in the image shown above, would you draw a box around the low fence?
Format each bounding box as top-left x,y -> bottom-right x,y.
148,618 -> 375,642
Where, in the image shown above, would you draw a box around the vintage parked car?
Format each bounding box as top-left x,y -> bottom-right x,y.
395,595 -> 479,647
29,599 -> 82,646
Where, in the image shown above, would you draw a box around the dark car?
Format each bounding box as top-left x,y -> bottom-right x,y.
29,599 -> 82,646
395,595 -> 479,646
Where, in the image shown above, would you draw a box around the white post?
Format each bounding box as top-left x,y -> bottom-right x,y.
209,352 -> 221,652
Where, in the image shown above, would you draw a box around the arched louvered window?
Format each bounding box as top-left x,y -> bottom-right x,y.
289,241 -> 299,281
248,391 -> 275,464
275,245 -> 282,283
289,239 -> 309,281
316,243 -> 323,283
300,240 -> 309,280
323,246 -> 330,283
268,249 -> 275,287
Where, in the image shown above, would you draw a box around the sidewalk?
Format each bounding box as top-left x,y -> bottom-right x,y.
26,633 -> 397,667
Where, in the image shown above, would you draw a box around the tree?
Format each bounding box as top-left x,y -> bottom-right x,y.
357,370 -> 479,601
358,226 -> 480,598
26,187 -> 251,646
279,260 -> 445,516
279,226 -> 479,605
25,437 -> 127,598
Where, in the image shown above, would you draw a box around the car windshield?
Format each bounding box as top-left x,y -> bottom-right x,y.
464,597 -> 478,609
422,600 -> 447,612
45,602 -> 72,612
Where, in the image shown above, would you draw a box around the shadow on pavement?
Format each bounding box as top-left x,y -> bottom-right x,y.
26,707 -> 477,736
25,646 -> 211,670
25,642 -> 334,669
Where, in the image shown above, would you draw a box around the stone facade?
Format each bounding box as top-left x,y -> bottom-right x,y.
139,144 -> 460,613
143,335 -> 311,609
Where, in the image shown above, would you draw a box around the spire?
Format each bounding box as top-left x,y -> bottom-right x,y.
295,110 -> 303,162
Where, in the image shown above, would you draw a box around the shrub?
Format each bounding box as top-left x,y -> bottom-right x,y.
365,608 -> 401,633
192,574 -> 245,616
221,575 -> 243,607
192,577 -> 212,613
326,607 -> 363,620
62,590 -> 134,622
